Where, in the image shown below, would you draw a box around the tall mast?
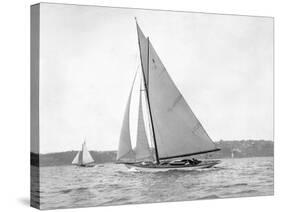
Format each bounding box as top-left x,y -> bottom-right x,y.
135,18 -> 160,164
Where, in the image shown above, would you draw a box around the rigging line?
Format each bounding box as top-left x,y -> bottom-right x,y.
134,44 -> 142,72
136,63 -> 140,73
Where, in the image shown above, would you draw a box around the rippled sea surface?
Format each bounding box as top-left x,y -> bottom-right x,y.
36,157 -> 273,209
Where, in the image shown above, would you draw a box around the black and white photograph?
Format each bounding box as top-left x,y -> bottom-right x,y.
30,2 -> 273,210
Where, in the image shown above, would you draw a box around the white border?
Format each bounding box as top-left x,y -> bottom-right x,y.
0,0 -> 279,211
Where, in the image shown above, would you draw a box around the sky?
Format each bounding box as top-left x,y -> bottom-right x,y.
38,3 -> 273,153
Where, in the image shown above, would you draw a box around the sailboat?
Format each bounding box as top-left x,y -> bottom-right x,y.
72,141 -> 95,167
116,18 -> 221,172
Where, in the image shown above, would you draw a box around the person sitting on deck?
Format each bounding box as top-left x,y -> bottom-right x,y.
192,158 -> 201,165
187,159 -> 195,165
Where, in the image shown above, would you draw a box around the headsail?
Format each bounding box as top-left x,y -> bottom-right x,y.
72,151 -> 80,165
147,40 -> 219,159
82,142 -> 94,164
116,73 -> 137,163
135,78 -> 154,162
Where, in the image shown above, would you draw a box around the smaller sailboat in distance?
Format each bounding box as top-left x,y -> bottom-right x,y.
72,140 -> 95,167
116,18 -> 221,172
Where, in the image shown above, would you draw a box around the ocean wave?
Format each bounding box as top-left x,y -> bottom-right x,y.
101,197 -> 131,206
233,189 -> 257,195
197,194 -> 220,199
60,187 -> 88,194
61,189 -> 72,194
221,183 -> 248,188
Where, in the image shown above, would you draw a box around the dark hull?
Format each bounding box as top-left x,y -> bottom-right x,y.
74,162 -> 95,167
124,160 -> 221,172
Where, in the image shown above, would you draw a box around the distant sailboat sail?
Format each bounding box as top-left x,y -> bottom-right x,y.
82,142 -> 95,164
72,141 -> 95,166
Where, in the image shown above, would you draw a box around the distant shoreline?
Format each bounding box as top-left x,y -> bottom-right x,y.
31,140 -> 273,167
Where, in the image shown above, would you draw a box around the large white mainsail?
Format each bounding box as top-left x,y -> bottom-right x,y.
116,74 -> 137,163
135,77 -> 154,162
147,40 -> 219,160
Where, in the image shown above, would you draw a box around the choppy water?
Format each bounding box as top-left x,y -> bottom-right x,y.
35,157 -> 273,209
